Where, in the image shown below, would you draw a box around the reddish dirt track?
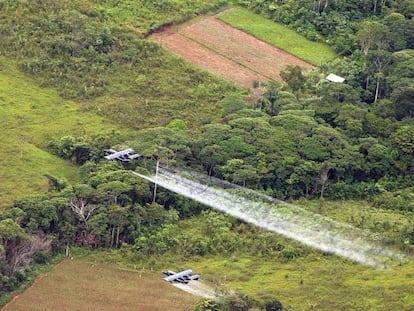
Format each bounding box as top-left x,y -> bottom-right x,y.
150,15 -> 313,89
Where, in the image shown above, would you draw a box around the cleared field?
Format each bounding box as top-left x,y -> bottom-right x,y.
181,17 -> 313,79
2,259 -> 199,311
218,8 -> 337,65
151,31 -> 268,89
151,15 -> 313,89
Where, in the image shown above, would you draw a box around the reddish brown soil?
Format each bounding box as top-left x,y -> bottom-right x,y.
150,16 -> 313,89
152,32 -> 267,88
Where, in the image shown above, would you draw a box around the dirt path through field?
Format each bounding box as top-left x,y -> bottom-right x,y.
150,13 -> 313,89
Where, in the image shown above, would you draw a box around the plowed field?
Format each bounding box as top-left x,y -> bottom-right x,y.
150,16 -> 313,89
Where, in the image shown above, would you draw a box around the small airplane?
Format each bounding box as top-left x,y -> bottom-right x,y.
162,269 -> 200,284
104,148 -> 141,162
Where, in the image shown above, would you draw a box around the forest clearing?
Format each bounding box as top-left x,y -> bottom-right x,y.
150,13 -> 313,89
1,258 -> 198,311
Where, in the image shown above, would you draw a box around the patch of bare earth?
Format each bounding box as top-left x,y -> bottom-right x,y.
2,259 -> 198,311
150,16 -> 313,89
151,32 -> 267,89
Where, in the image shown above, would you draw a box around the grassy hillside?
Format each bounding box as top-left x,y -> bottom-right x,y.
218,7 -> 337,65
91,0 -> 228,36
0,0 -> 236,206
0,0 -> 236,130
0,57 -> 123,206
1,1 -> 412,310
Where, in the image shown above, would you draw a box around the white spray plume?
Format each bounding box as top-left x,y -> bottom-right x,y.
134,166 -> 406,268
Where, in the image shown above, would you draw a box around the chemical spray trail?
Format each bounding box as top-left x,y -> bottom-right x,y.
133,167 -> 406,268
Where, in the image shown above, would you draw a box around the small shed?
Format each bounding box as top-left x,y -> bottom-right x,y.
326,73 -> 345,83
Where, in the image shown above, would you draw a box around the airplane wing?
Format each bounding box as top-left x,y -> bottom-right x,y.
104,148 -> 134,160
163,269 -> 193,282
104,148 -> 141,161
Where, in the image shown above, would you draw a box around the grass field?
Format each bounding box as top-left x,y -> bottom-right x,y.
2,258 -> 199,311
217,7 -> 337,66
0,57 -> 125,207
90,0 -> 227,37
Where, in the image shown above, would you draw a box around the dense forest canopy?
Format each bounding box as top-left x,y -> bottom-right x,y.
0,0 -> 413,309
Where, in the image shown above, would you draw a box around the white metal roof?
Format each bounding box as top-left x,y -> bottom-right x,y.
326,73 -> 345,83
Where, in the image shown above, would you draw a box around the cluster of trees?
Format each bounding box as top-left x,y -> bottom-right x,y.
119,88 -> 412,206
237,0 -> 414,54
238,0 -> 414,117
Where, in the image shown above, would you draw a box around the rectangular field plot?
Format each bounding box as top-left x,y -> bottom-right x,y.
2,259 -> 199,311
152,31 -> 268,89
180,17 -> 313,80
150,13 -> 315,89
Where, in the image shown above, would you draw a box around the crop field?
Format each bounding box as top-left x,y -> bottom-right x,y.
218,8 -> 337,65
150,15 -> 313,89
0,58 -> 125,207
2,258 -> 199,311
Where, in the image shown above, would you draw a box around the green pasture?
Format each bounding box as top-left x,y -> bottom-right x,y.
0,0 -> 237,205
218,7 -> 337,66
0,58 -> 123,207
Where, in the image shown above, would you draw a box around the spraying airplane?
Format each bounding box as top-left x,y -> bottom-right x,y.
104,148 -> 141,162
162,269 -> 200,284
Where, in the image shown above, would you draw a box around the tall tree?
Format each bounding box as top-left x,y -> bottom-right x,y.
356,21 -> 389,55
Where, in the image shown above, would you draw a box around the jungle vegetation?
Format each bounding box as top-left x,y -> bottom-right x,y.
0,0 -> 413,310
